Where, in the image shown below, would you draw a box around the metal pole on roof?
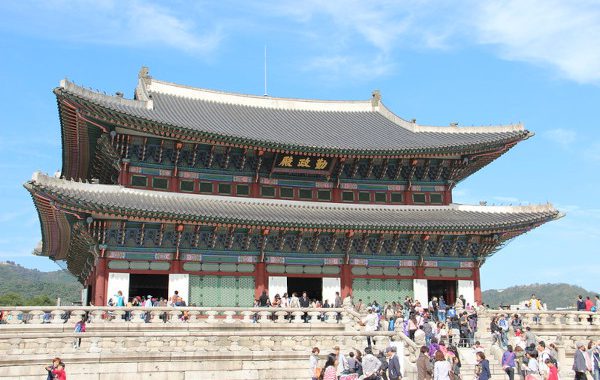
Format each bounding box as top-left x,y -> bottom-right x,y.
264,45 -> 268,97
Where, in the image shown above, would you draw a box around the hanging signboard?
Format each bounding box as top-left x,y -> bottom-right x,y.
272,154 -> 335,174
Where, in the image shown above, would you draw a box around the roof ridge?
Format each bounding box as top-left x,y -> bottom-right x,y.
147,78 -> 375,113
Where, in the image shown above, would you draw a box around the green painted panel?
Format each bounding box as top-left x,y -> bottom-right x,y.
202,263 -> 219,272
322,266 -> 340,275
189,275 -> 255,307
125,253 -> 156,260
352,278 -> 413,304
303,266 -> 322,274
129,261 -> 150,270
286,257 -> 324,265
367,267 -> 383,276
398,268 -> 414,276
351,266 -> 368,275
424,268 -> 441,277
368,260 -> 396,267
267,265 -> 285,273
183,262 -> 202,271
456,269 -> 472,278
219,263 -> 237,272
383,267 -> 398,276
237,264 -> 255,273
150,262 -> 170,271
108,260 -> 129,270
440,269 -> 456,278
285,265 -> 303,274
438,261 -> 460,268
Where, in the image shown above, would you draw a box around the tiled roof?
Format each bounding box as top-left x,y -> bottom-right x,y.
56,76 -> 530,155
25,172 -> 561,233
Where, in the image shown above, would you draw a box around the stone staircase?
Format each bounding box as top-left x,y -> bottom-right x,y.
0,307 -> 413,380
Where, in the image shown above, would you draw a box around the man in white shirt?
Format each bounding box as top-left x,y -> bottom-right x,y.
361,346 -> 382,379
334,345 -> 349,376
361,307 -> 379,347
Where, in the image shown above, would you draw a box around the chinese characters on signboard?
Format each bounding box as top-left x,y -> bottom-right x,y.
273,154 -> 333,173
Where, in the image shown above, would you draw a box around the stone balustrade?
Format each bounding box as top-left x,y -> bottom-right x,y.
479,309 -> 600,328
0,306 -> 349,326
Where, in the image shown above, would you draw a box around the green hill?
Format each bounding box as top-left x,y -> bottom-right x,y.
0,261 -> 82,306
482,283 -> 598,310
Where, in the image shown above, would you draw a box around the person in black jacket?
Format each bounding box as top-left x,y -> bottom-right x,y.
386,346 -> 402,380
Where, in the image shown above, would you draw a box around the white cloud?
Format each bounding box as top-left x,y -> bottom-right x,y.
543,128 -> 577,147
470,0 -> 600,84
0,0 -> 222,56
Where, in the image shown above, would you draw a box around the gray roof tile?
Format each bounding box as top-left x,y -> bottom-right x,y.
57,79 -> 529,154
26,172 -> 560,233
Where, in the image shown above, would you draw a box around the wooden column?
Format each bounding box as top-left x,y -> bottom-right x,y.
171,259 -> 182,274
444,188 -> 453,204
340,264 -> 353,298
473,265 -> 483,306
254,262 -> 267,300
93,257 -> 108,306
415,265 -> 425,279
118,160 -> 129,186
332,188 -> 342,203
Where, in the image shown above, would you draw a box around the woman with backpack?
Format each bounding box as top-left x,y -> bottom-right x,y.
502,345 -> 517,380
475,352 -> 491,380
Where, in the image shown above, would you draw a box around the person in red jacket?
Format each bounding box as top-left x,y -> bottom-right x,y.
545,358 -> 558,380
585,297 -> 594,311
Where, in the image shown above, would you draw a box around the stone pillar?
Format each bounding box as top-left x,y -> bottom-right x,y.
254,262 -> 267,300
340,264 -> 353,298
94,257 -> 108,306
473,266 -> 482,306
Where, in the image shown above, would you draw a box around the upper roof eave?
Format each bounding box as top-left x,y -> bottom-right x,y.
26,172 -> 561,233
55,82 -> 530,157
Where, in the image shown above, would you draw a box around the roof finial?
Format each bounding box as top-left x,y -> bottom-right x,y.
139,66 -> 150,80
371,90 -> 381,107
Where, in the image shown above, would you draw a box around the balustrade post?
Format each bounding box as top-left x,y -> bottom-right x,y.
164,310 -> 177,323
565,313 -> 578,325
325,311 -> 338,324
308,311 -> 322,324
186,310 -> 200,324
223,310 -> 236,323
129,309 -> 145,323
50,310 -> 65,324
7,310 -> 22,324
28,310 -> 45,324
274,310 -> 287,323
90,309 -> 107,323
591,313 -> 600,326
258,310 -> 273,323
205,310 -> 218,323
68,310 -> 87,324
291,311 -> 304,323
241,310 -> 254,323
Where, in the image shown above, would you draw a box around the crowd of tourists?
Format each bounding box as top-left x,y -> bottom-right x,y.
497,325 -> 600,380
309,345 -> 402,380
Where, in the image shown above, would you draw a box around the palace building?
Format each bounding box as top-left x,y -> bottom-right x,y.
26,68 -> 560,307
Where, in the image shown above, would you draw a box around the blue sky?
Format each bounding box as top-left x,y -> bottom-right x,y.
0,0 -> 599,292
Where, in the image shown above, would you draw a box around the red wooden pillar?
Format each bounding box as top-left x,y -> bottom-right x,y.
332,188 -> 341,203
254,262 -> 267,300
415,265 -> 425,279
473,265 -> 482,306
340,264 -> 353,298
444,187 -> 453,205
118,160 -> 129,186
93,257 -> 108,306
171,259 -> 182,274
